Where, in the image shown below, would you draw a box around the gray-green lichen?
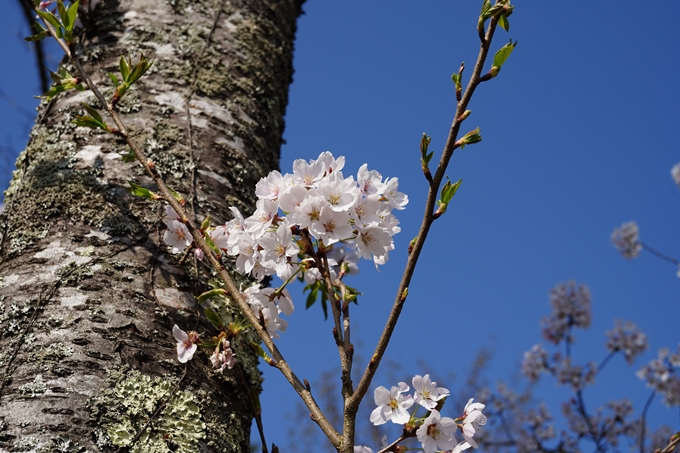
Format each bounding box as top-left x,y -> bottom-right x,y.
89,368 -> 205,453
18,375 -> 47,397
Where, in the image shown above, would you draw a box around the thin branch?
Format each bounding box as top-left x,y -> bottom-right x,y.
596,350 -> 616,375
348,14 -> 501,414
638,390 -> 655,453
639,241 -> 680,266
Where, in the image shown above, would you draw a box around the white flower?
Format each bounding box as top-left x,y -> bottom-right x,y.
163,219 -> 192,254
412,374 -> 450,410
369,382 -> 414,425
309,206 -> 353,246
461,398 -> 487,448
672,163 -> 680,188
173,325 -> 198,363
416,409 -> 458,453
382,177 -> 408,210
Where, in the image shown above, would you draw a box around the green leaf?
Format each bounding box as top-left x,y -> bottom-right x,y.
168,187 -> 185,204
57,1 -> 69,29
82,104 -> 103,123
480,0 -> 491,16
36,10 -> 61,30
126,182 -> 157,200
108,72 -> 120,87
127,55 -> 154,84
120,149 -> 136,163
25,30 -> 50,42
203,233 -> 220,255
200,215 -> 211,230
203,306 -> 224,330
493,40 -> 517,69
119,56 -> 130,81
498,15 -> 510,32
441,178 -> 462,204
196,289 -> 226,304
304,284 -> 318,309
250,342 -> 271,363
66,0 -> 79,32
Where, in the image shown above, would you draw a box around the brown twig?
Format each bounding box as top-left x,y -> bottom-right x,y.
347,14 -> 501,421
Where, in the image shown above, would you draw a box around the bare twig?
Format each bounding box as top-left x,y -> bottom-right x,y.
639,390 -> 655,453
348,13 -> 501,419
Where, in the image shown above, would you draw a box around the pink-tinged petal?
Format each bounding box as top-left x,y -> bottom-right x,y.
177,342 -> 196,363
173,324 -> 188,342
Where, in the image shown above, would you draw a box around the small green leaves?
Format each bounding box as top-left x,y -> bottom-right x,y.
168,187 -> 186,205
25,23 -> 49,42
420,133 -> 434,183
126,181 -> 159,200
38,67 -> 84,100
481,39 -> 517,82
434,177 -> 462,219
303,280 -> 329,319
251,342 -> 275,366
196,288 -> 228,304
493,39 -> 517,68
456,127 -> 482,149
73,104 -> 109,131
112,54 -> 154,105
203,306 -> 225,331
400,287 -> 408,302
120,148 -> 136,163
34,0 -> 79,44
478,0 -> 513,38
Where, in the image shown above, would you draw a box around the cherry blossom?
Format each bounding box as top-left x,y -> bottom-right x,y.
173,325 -> 198,363
412,374 -> 450,410
369,382 -> 414,425
416,409 -> 458,453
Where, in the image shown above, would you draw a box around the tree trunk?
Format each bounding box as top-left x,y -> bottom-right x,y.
0,0 -> 302,450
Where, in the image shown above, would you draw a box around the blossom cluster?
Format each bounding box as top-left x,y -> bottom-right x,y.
359,375 -> 487,453
610,221 -> 641,259
636,344 -> 680,407
541,281 -> 591,344
164,151 -> 407,276
165,152 -> 408,366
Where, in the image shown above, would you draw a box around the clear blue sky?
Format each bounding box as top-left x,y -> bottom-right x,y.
1,1 -> 678,450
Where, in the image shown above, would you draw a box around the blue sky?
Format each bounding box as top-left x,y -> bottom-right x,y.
1,1 -> 678,450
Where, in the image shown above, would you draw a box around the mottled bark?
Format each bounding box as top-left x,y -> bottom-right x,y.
0,0 -> 302,451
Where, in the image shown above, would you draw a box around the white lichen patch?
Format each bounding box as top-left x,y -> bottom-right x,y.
74,145 -> 103,168
197,169 -> 232,188
85,229 -> 110,241
156,92 -> 185,111
60,291 -> 88,308
66,373 -> 105,397
1,274 -> 20,287
33,241 -> 67,260
78,245 -> 96,256
155,287 -> 195,310
147,42 -> 176,59
188,97 -> 235,126
18,374 -> 47,397
91,369 -> 205,453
